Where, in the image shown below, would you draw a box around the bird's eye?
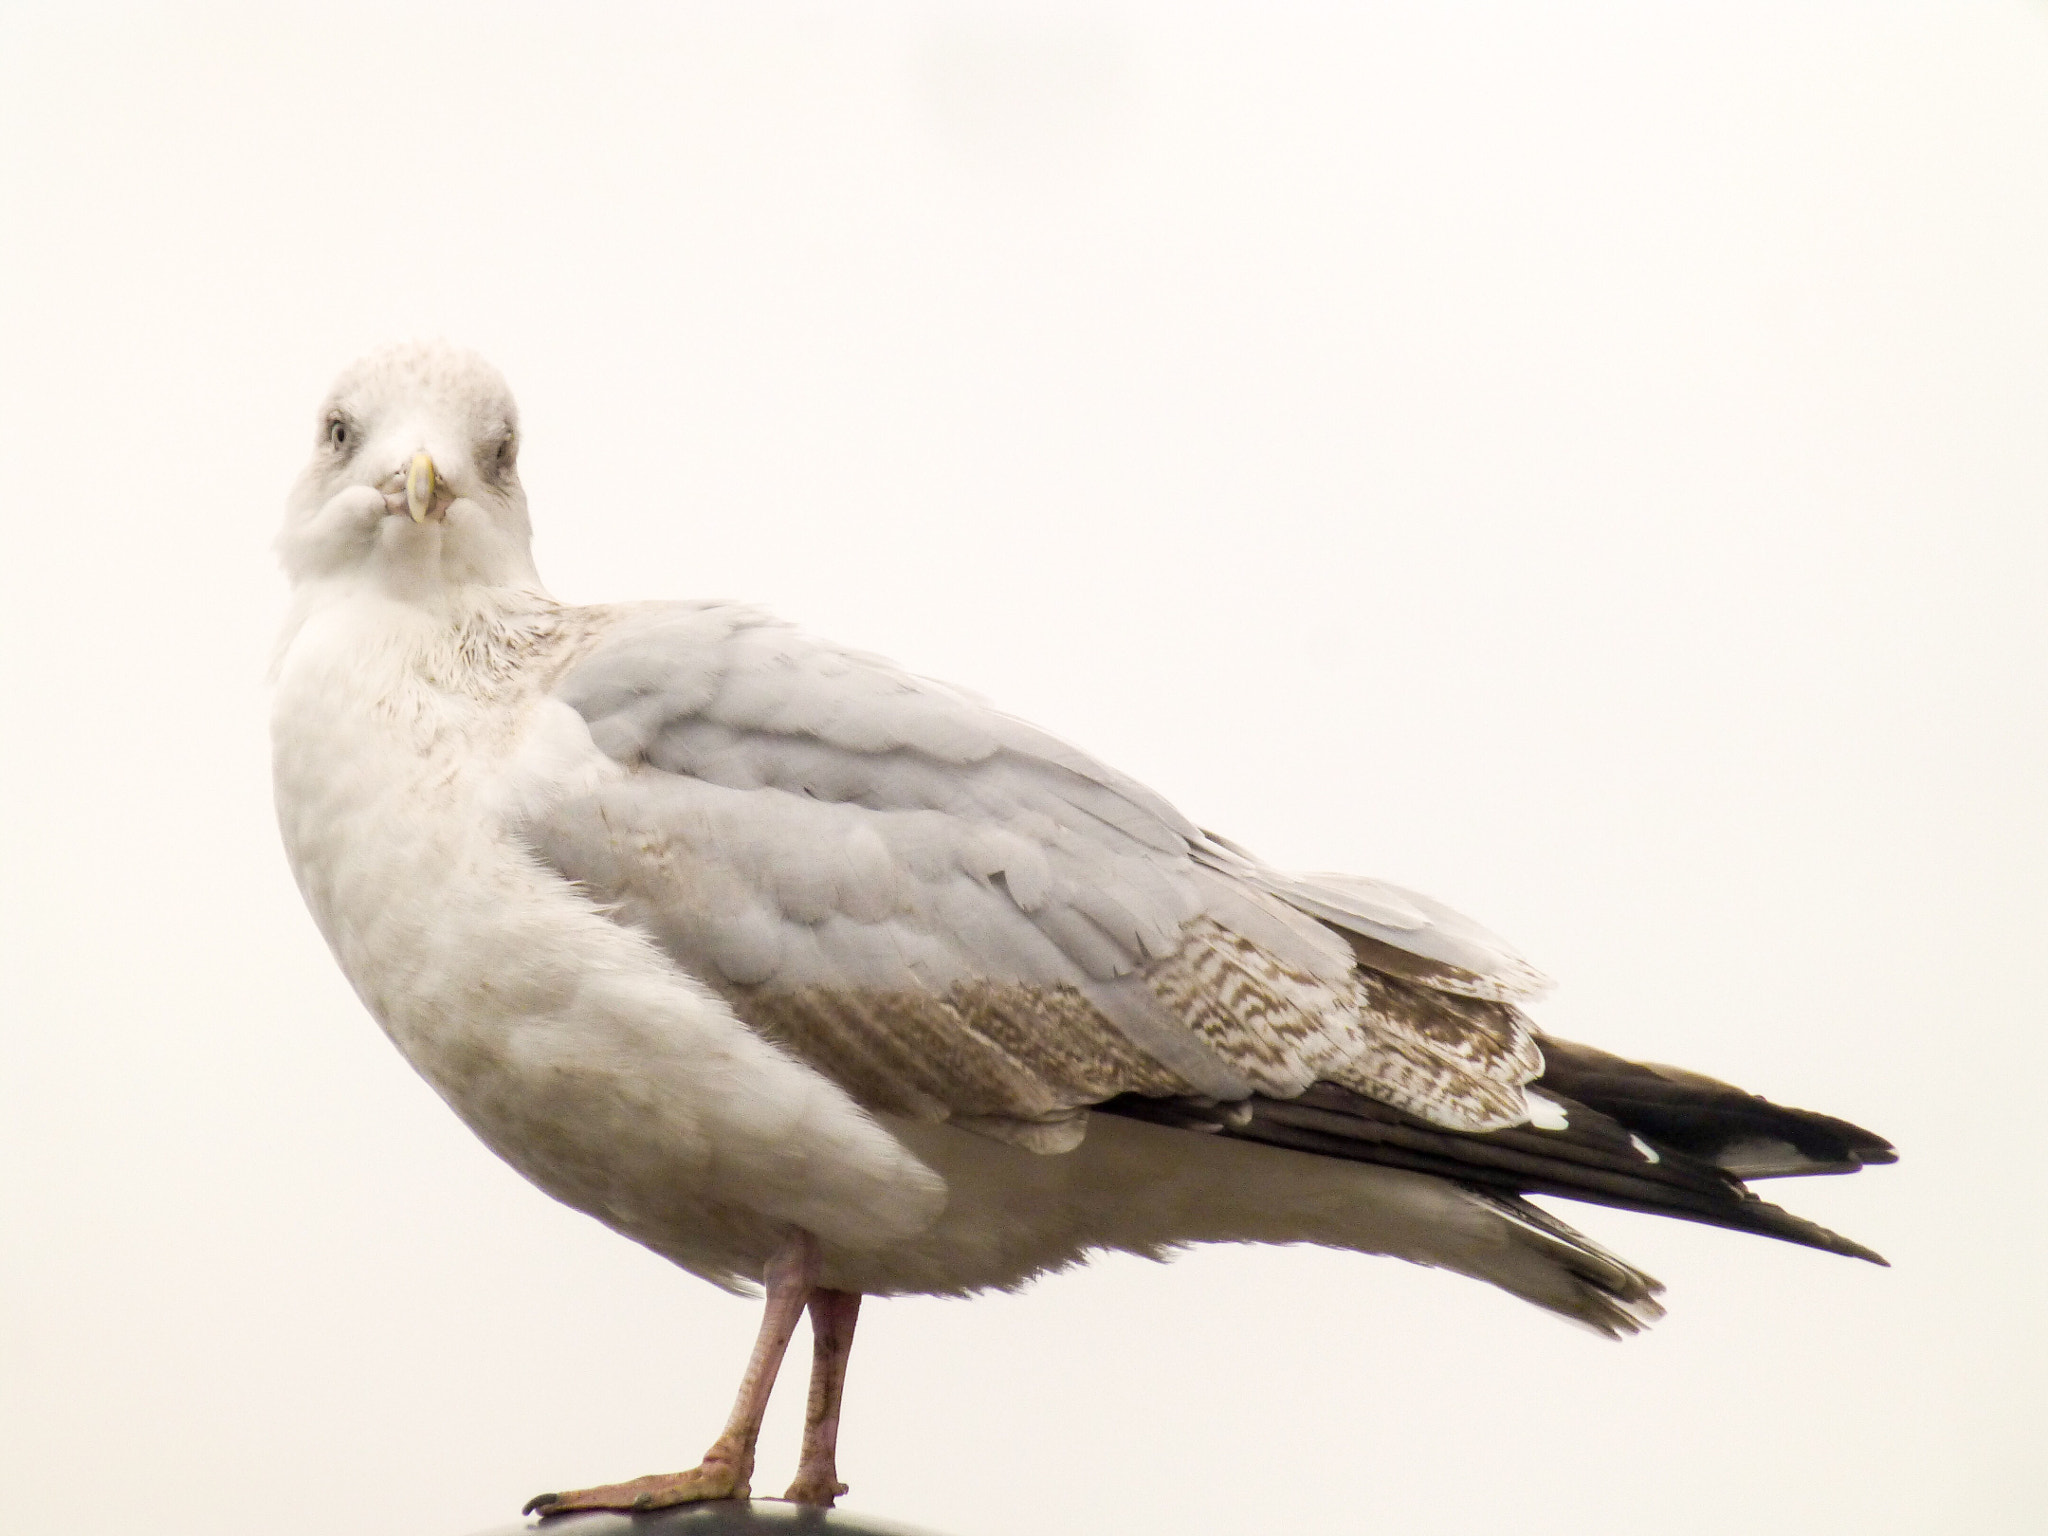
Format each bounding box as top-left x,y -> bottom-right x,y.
495,431 -> 518,471
326,417 -> 351,451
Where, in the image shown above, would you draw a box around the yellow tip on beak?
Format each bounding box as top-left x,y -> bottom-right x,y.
405,452 -> 438,523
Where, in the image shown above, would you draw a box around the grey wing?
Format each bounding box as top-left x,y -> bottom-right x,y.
525,601 -> 1549,1149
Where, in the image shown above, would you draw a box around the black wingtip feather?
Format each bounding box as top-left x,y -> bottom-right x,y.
1535,1035 -> 1896,1180
1101,1067 -> 1892,1266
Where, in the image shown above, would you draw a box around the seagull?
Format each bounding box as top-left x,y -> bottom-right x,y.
271,341 -> 1894,1516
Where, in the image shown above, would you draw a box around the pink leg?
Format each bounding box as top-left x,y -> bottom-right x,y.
525,1232 -> 820,1516
784,1288 -> 863,1506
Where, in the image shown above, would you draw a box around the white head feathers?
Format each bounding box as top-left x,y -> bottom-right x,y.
279,341 -> 540,596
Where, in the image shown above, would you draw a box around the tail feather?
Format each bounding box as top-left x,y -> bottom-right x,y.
1464,1189 -> 1667,1338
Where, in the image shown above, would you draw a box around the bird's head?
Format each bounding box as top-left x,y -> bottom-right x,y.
280,341 -> 542,596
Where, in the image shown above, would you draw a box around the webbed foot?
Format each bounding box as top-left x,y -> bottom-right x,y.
524,1460 -> 746,1516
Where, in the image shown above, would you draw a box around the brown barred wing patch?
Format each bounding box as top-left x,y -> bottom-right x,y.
1137,916 -> 1546,1132
1363,970 -> 1543,1083
1139,914 -> 1360,1097
1324,1028 -> 1534,1133
1319,968 -> 1545,1131
733,979 -> 1190,1149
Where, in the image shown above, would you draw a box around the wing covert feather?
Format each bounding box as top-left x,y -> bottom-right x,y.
529,601 -> 1547,1143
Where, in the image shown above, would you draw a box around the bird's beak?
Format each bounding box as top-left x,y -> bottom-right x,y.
405,452 -> 438,524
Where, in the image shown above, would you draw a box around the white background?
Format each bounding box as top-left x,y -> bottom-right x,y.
3,4 -> 2043,1532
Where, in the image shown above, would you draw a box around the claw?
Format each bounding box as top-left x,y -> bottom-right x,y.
521,1493 -> 561,1516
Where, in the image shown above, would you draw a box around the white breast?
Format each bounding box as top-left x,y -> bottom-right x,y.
270,587 -> 946,1287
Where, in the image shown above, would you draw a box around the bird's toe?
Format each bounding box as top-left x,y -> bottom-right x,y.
783,1473 -> 849,1508
521,1464 -> 748,1516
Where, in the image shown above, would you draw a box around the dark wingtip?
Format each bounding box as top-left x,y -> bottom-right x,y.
1819,1231 -> 1890,1267
1534,1034 -> 1897,1181
1743,1197 -> 1890,1266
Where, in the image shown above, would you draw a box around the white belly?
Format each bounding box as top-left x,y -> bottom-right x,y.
270,589 -> 946,1289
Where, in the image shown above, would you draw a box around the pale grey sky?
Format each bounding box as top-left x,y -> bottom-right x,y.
2,4 -> 2043,1533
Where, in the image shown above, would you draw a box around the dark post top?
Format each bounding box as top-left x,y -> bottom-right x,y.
464,1499 -> 955,1536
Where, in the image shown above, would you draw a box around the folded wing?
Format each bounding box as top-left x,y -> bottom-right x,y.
522,601 -> 1549,1150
